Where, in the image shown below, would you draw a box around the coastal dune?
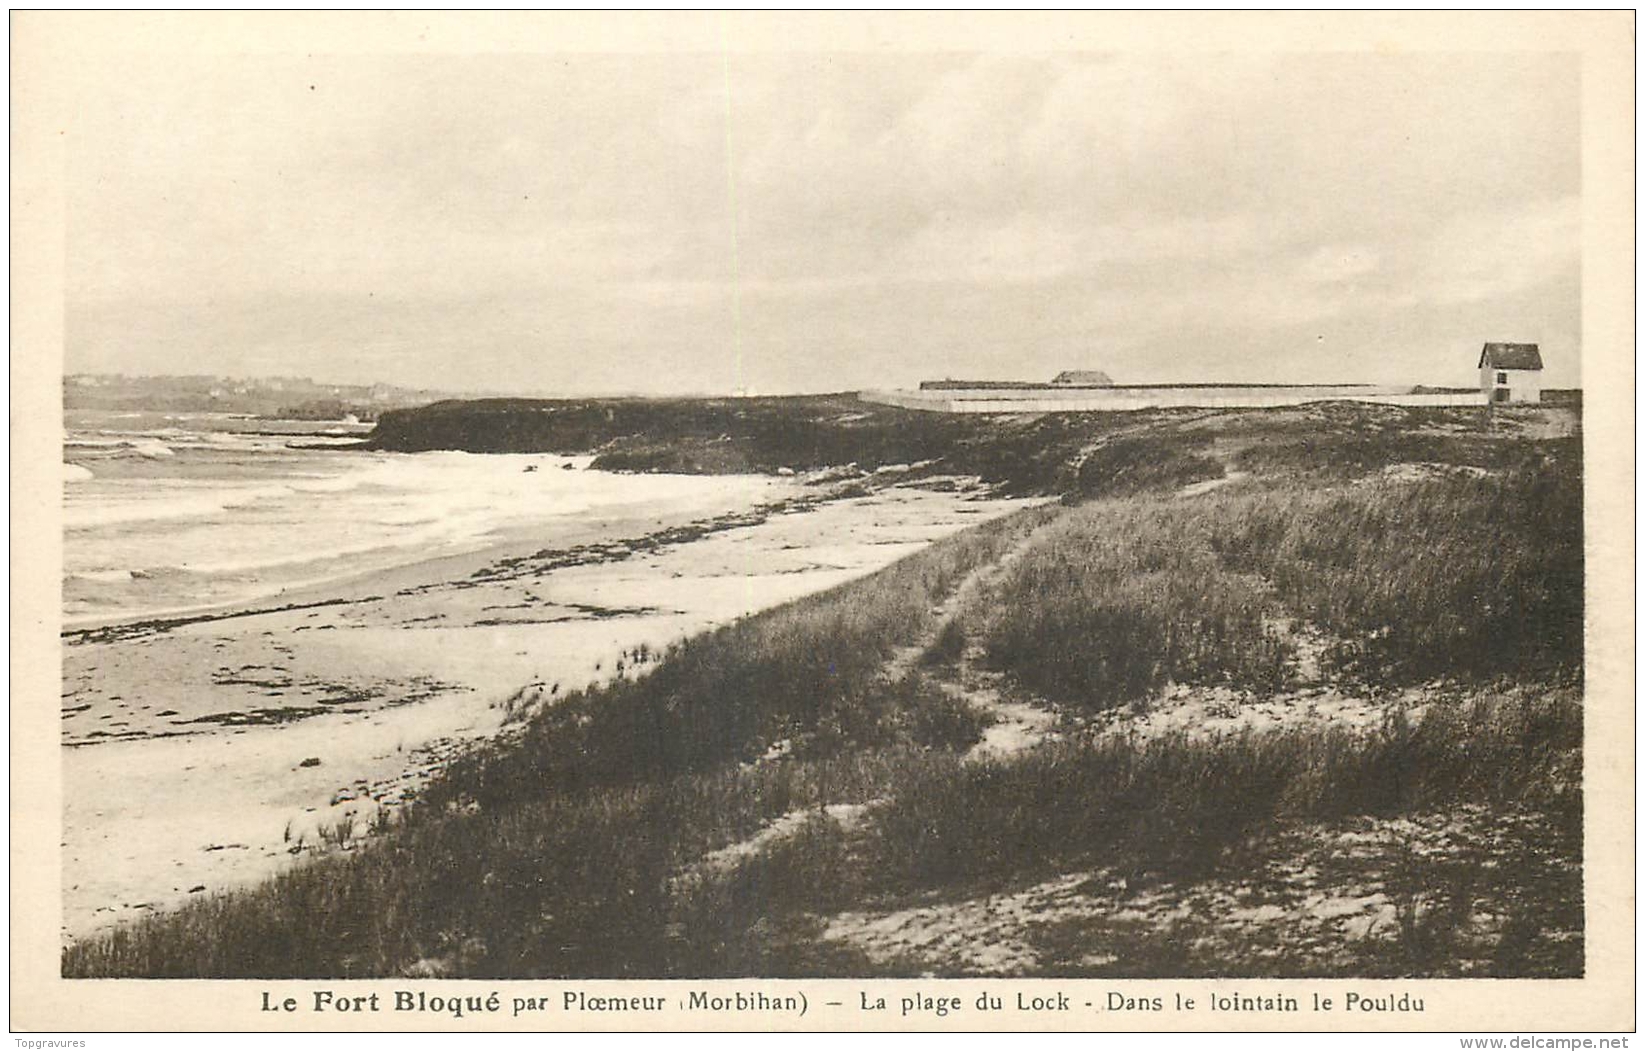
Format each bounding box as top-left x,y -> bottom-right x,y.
62,478 -> 1039,939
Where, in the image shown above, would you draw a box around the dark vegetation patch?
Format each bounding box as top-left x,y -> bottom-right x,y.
469,604 -> 662,628
121,676 -> 468,738
181,706 -> 334,728
367,395 -> 979,470
452,498 -> 846,588
211,666 -> 295,690
366,394 -> 1208,495
1067,431 -> 1225,499
1233,430 -> 1571,481
64,597 -> 359,647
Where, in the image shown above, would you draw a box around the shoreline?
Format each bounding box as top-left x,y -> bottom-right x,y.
61,467 -> 807,640
62,477 -> 1040,941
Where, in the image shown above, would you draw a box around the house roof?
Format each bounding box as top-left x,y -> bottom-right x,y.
1051,370 -> 1114,386
1478,343 -> 1544,371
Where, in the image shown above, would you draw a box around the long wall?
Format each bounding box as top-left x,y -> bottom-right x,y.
859,386 -> 1486,413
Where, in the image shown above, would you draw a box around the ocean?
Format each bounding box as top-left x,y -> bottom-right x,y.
62,410 -> 782,626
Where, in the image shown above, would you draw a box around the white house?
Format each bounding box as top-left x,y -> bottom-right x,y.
1478,343 -> 1544,404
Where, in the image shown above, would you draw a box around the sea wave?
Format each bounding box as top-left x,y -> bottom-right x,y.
177,516 -> 496,576
61,434 -> 786,623
63,437 -> 177,459
63,483 -> 295,530
65,568 -> 137,584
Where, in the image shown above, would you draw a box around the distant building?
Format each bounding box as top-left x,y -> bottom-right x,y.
865,345 -> 1538,413
1050,370 -> 1114,387
1478,343 -> 1544,404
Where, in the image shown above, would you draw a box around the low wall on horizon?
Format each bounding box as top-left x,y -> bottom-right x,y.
859,385 -> 1487,414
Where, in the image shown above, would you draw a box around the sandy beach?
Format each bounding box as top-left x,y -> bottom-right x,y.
61,476 -> 1040,941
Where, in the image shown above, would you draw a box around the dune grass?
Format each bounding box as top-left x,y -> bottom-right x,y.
1211,456 -> 1582,686
662,690 -> 1582,977
858,690 -> 1579,893
1231,426 -> 1575,481
982,442 -> 1582,708
982,497 -> 1293,706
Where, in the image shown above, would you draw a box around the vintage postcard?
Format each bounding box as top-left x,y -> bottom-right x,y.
10,11 -> 1635,1035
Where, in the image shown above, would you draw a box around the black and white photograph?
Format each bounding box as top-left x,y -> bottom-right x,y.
10,10 -> 1634,1035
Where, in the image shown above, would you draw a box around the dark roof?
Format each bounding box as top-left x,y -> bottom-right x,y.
1478,343 -> 1544,370
1051,370 -> 1114,386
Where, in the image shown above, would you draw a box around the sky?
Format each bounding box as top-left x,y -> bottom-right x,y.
65,49 -> 1581,394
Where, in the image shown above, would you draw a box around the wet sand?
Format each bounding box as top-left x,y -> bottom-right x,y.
61,478 -> 1040,941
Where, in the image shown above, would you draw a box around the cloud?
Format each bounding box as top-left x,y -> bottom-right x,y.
64,50 -> 1581,393
1403,196 -> 1580,306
